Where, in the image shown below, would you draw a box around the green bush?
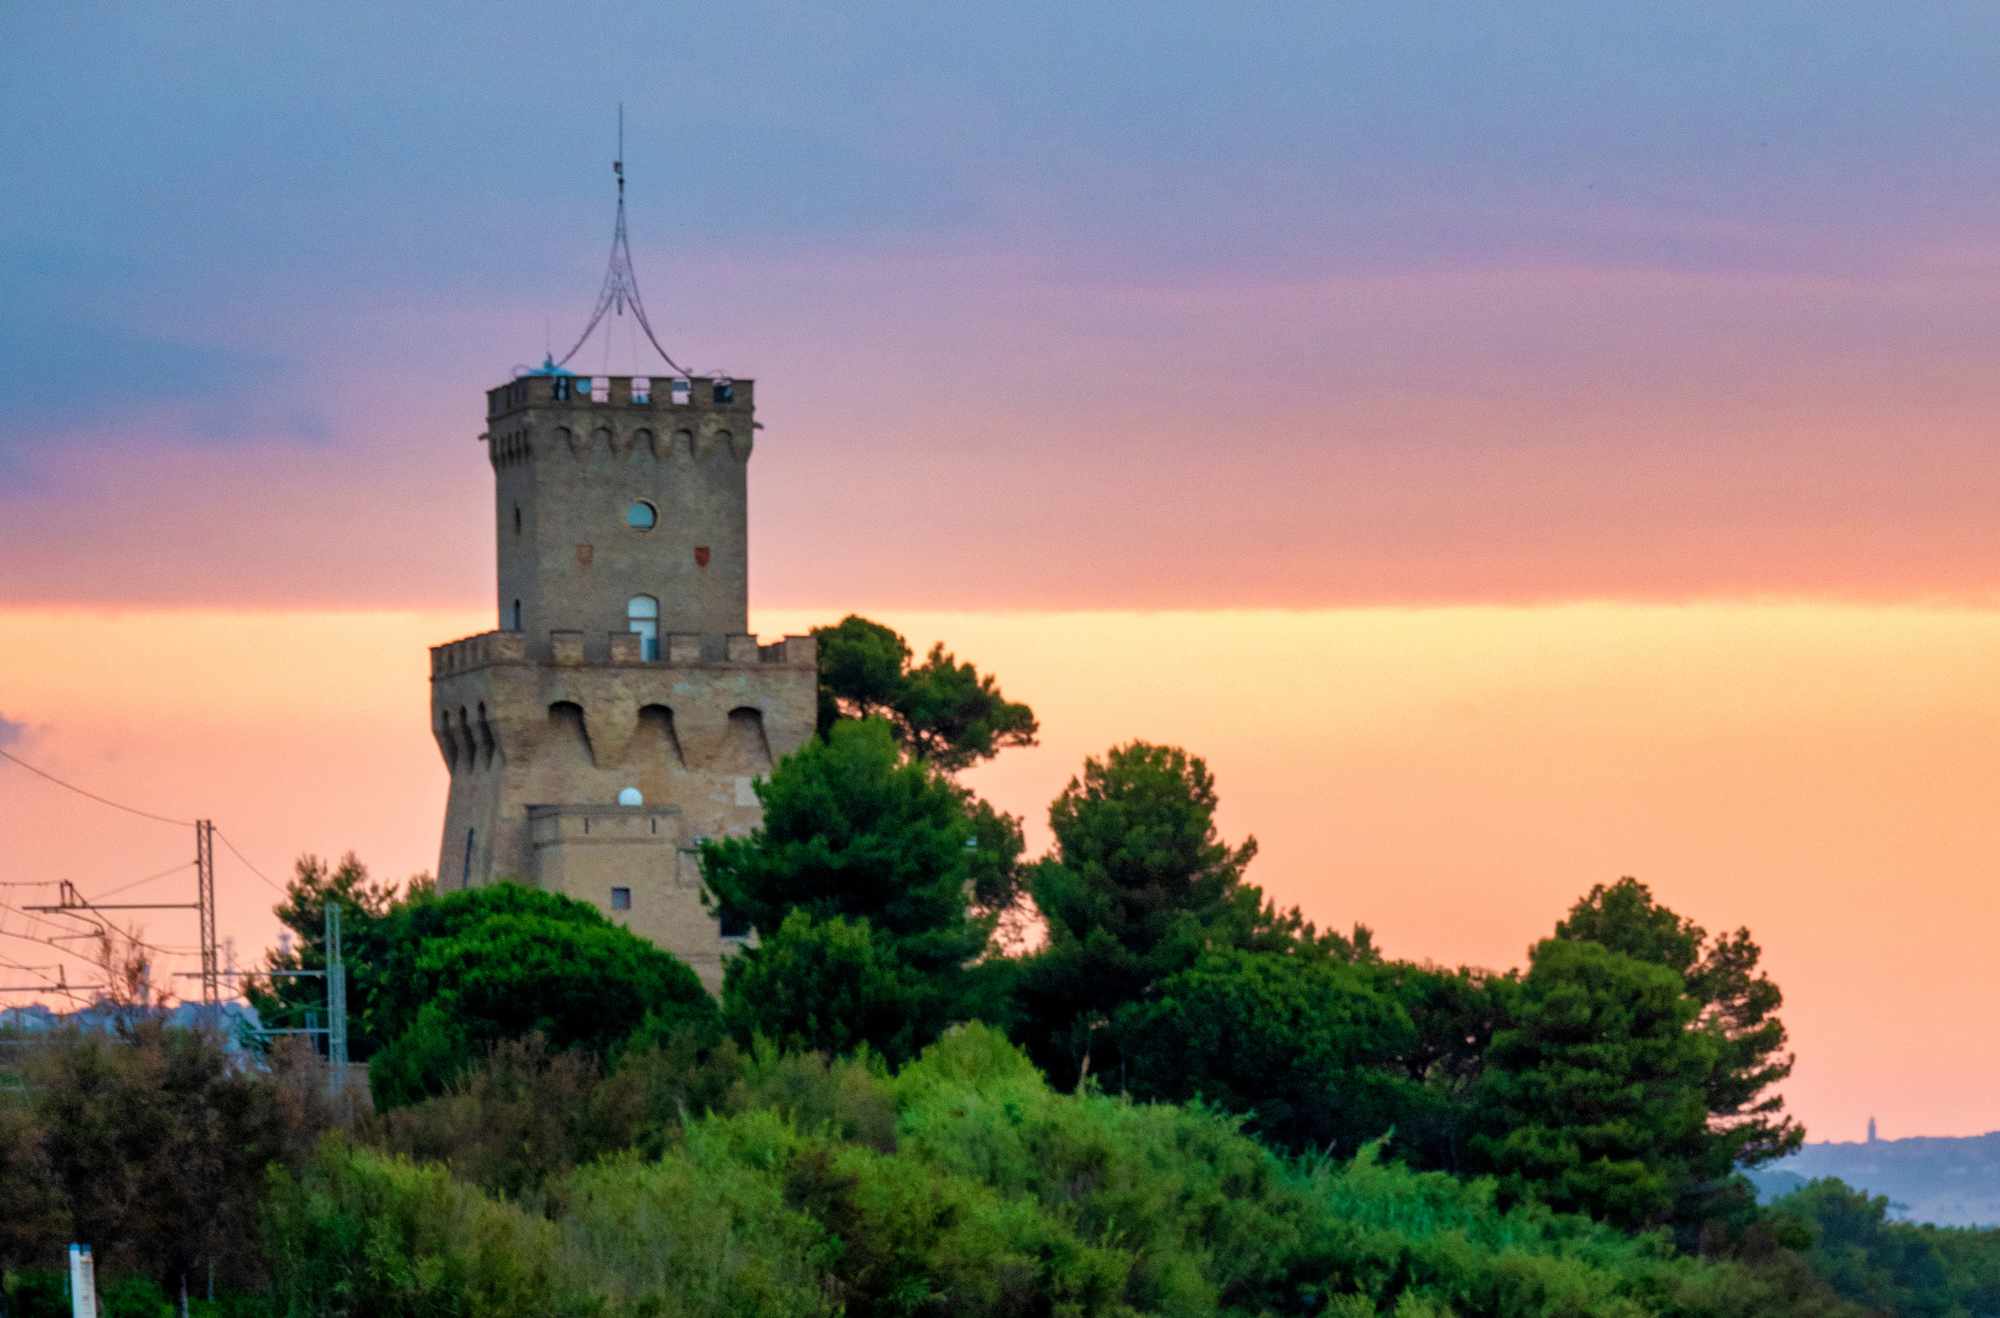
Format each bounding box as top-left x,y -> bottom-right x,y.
266,1026 -> 1874,1317
555,1136 -> 831,1317
261,1138 -> 592,1318
2,1268 -> 70,1318
98,1273 -> 172,1318
366,892 -> 718,1108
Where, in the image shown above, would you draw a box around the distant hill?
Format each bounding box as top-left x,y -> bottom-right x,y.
1750,1132 -> 2000,1228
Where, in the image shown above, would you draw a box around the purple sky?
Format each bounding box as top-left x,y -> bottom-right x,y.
7,4 -> 2000,610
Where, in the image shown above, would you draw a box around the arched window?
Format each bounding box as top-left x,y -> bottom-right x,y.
617,786 -> 643,807
627,499 -> 657,530
627,594 -> 659,660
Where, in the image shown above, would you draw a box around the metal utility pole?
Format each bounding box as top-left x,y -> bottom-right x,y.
325,902 -> 348,1092
196,819 -> 218,1008
25,818 -> 222,1012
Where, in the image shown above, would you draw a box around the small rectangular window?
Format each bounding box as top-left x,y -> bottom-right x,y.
712,379 -> 735,404
611,886 -> 632,911
719,906 -> 750,938
552,378 -> 573,402
590,376 -> 610,403
630,376 -> 651,404
670,377 -> 691,405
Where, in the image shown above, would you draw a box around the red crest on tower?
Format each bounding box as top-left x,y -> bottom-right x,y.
693,546 -> 710,567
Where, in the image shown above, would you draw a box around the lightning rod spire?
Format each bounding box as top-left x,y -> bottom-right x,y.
552,106 -> 686,375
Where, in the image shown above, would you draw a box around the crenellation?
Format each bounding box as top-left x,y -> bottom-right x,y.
488,374 -> 754,422
433,628 -> 816,678
759,635 -> 819,666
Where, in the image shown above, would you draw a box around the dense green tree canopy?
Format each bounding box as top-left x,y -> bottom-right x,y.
1555,877 -> 1802,1170
1353,959 -> 1515,1172
1014,741 -> 1291,1085
1115,947 -> 1423,1156
1471,938 -> 1720,1231
721,909 -> 945,1066
1034,741 -> 1262,965
702,719 -> 1007,1061
366,887 -> 716,1107
363,883 -> 637,1045
701,718 -> 998,975
812,614 -> 1039,772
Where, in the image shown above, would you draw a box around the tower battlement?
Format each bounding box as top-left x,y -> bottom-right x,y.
486,373 -> 753,420
431,629 -> 815,677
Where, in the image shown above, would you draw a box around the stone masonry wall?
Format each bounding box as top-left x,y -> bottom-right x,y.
430,631 -> 815,990
486,376 -> 753,650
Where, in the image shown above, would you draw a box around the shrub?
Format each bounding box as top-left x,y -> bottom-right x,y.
262,1138 -> 591,1318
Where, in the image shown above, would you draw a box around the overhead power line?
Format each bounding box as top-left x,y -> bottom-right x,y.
0,898 -> 102,943
0,862 -> 191,900
218,832 -> 288,895
96,861 -> 196,902
0,747 -> 192,828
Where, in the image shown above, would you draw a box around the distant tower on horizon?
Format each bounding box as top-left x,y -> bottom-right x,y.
1868,1116 -> 1879,1144
427,131 -> 816,989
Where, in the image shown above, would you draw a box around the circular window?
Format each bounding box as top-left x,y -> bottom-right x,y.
627,500 -> 658,530
617,787 -> 643,807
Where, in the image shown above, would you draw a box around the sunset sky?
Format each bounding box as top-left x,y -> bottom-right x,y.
4,4 -> 1999,1140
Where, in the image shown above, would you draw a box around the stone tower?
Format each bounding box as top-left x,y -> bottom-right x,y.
429,370 -> 816,988
430,140 -> 817,987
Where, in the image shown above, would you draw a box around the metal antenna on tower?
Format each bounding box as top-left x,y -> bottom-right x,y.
554,106 -> 688,375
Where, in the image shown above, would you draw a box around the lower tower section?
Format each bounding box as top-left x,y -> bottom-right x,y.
430,627 -> 816,990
